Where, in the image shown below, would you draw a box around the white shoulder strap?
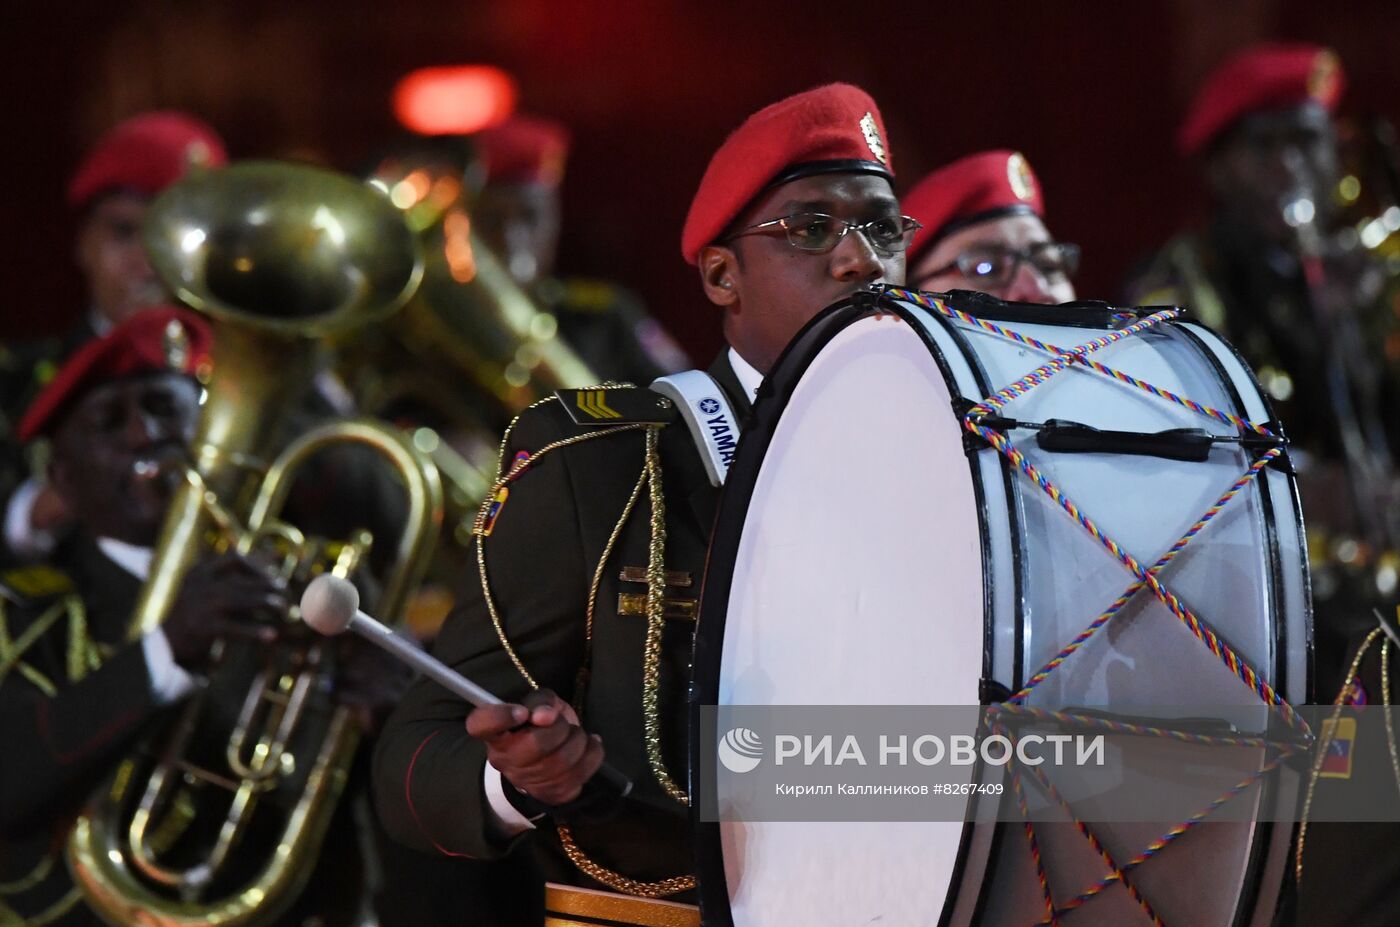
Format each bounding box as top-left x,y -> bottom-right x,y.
650,370 -> 741,487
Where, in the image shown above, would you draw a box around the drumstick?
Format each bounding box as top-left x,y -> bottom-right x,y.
302,573 -> 501,706
300,574 -> 633,803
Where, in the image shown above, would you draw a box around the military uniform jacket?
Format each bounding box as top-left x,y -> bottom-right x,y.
1294,626 -> 1400,927
0,538 -> 441,927
373,355 -> 748,895
0,319 -> 100,567
0,535 -> 163,926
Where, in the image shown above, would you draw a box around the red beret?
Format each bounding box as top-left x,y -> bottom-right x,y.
18,307 -> 212,442
681,83 -> 894,264
1178,43 -> 1345,156
903,150 -> 1045,263
68,111 -> 227,210
475,115 -> 570,186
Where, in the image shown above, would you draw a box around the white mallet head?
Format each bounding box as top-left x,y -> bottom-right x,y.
300,574 -> 361,636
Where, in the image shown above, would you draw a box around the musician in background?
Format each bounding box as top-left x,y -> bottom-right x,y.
1123,43 -> 1400,694
902,150 -> 1078,304
0,309 -> 291,926
0,112 -> 226,565
374,84 -> 916,914
0,308 -> 411,926
471,115 -> 691,383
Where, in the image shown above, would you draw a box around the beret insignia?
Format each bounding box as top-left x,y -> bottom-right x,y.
860,112 -> 888,166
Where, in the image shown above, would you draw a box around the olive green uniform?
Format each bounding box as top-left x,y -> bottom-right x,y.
373,357 -> 747,902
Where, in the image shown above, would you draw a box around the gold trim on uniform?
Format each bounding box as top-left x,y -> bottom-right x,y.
476,396 -> 695,895
0,595 -> 94,697
0,573 -> 108,926
618,566 -> 692,588
0,565 -> 74,603
617,593 -> 696,622
544,883 -> 700,927
1296,621 -> 1400,880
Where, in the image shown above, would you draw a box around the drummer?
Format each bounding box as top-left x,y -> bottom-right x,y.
901,150 -> 1079,304
373,83 -> 918,909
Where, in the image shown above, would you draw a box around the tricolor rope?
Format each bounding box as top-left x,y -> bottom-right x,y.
969,394 -> 1301,730
993,720 -> 1166,927
1032,745 -> 1302,926
1004,731 -> 1060,926
987,703 -> 1280,750
875,288 -> 1309,924
885,289 -> 1303,733
1009,448 -> 1283,705
993,703 -> 1308,927
885,288 -> 1275,438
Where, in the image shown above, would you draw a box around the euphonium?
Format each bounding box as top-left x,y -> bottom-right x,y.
334,146 -> 603,556
66,161 -> 444,927
362,146 -> 599,415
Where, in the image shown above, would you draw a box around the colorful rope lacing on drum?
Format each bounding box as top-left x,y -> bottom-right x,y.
990,715 -> 1167,927
883,287 -> 1311,926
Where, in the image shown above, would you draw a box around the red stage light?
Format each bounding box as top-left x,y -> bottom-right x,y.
393,65 -> 518,136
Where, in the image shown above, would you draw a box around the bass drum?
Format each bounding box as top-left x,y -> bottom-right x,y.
690,288 -> 1310,926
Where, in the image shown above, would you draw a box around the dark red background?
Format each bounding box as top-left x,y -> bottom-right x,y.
4,0 -> 1399,363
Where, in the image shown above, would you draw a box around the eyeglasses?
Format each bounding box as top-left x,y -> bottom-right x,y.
923,241 -> 1081,287
728,212 -> 924,255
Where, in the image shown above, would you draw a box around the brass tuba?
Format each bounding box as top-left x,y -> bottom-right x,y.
336,144 -> 602,559
358,144 -> 598,415
66,161 -> 444,927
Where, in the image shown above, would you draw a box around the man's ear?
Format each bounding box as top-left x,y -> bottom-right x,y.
698,244 -> 739,307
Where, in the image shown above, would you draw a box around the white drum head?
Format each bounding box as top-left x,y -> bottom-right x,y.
691,290 -> 1308,927
694,304 -> 984,925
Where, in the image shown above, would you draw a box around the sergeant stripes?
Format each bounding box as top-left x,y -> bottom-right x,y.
576,389 -> 622,419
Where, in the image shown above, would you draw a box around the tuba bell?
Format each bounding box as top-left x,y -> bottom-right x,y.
358,142 -> 599,415
66,161 -> 444,927
335,143 -> 604,563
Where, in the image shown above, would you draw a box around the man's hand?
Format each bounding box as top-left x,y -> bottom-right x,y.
466,689 -> 604,806
162,551 -> 290,671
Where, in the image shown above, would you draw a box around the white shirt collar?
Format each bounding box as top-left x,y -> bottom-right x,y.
726,347 -> 763,403
96,537 -> 154,580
